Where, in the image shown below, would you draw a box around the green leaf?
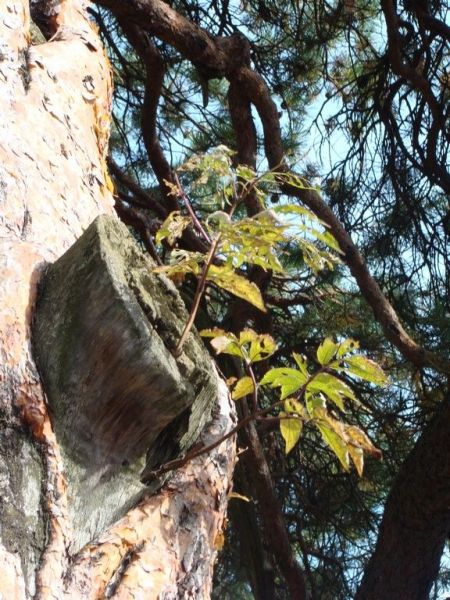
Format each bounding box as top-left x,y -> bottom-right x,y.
274,203 -> 324,225
317,337 -> 338,365
200,329 -> 244,358
299,238 -> 339,273
235,164 -> 256,180
316,421 -> 350,471
210,335 -> 244,359
280,413 -> 303,453
344,355 -> 389,386
217,216 -> 286,273
305,392 -> 326,417
260,367 -> 307,399
232,376 -> 255,400
307,373 -> 357,411
292,352 -> 309,377
315,229 -> 344,254
207,266 -> 266,312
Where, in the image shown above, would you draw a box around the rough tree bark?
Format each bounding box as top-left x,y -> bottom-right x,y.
355,394 -> 450,600
0,2 -> 236,598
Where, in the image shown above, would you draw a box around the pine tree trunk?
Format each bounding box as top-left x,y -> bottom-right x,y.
0,2 -> 236,598
355,395 -> 450,600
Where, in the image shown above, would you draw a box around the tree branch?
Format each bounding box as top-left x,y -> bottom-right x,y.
117,20 -> 179,211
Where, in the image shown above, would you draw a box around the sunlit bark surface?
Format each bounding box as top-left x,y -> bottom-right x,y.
0,2 -> 236,598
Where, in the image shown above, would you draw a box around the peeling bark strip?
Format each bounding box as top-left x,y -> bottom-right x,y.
0,1 -> 236,598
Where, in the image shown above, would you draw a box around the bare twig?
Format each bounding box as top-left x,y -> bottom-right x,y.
174,173 -> 212,244
174,235 -> 221,356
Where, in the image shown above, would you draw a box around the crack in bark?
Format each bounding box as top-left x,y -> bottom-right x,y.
104,541 -> 144,598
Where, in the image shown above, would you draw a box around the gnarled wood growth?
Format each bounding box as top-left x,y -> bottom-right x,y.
0,2 -> 235,598
33,214 -> 221,549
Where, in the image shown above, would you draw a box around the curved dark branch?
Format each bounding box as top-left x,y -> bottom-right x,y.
107,158 -> 168,219
117,19 -> 179,211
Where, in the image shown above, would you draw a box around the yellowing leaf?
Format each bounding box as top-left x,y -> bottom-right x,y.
336,338 -> 359,358
249,335 -> 277,363
210,336 -> 244,358
153,250 -> 203,277
207,266 -> 266,312
346,426 -> 382,459
260,367 -> 307,399
284,398 -> 306,416
238,329 -> 258,345
280,413 -> 303,453
201,328 -> 276,366
155,211 -> 191,245
344,355 -> 389,386
232,376 -> 255,400
317,337 -> 338,365
200,329 -> 244,358
237,330 -> 276,362
200,328 -> 227,338
348,445 -> 364,476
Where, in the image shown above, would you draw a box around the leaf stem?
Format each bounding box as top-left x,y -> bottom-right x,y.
142,399 -> 279,483
174,173 -> 212,244
245,363 -> 259,412
145,360 -> 330,480
173,235 -> 221,357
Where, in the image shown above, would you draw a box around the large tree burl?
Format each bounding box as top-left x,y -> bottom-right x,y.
32,215 -> 217,546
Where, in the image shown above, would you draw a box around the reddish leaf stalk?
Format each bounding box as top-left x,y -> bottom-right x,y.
174,235 -> 221,357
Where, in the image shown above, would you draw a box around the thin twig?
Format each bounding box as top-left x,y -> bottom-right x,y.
245,363 -> 259,412
173,235 -> 221,356
142,366 -> 326,482
174,173 -> 212,244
